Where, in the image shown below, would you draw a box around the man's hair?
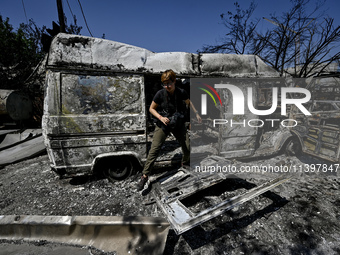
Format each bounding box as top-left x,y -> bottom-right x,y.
161,69 -> 176,83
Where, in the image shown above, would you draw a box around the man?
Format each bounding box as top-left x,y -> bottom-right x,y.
136,69 -> 202,191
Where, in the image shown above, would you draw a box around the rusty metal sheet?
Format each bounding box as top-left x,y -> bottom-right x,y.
0,215 -> 170,255
0,134 -> 22,149
151,168 -> 290,235
0,131 -> 34,150
0,129 -> 20,136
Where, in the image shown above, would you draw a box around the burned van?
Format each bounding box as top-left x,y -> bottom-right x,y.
42,33 -> 281,180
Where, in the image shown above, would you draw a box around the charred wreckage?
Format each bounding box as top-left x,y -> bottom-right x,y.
2,33 -> 339,253
41,33 -> 340,235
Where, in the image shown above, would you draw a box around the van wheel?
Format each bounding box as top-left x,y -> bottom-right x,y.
285,138 -> 301,156
104,158 -> 133,182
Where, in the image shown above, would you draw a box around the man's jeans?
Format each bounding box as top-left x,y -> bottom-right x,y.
142,124 -> 190,176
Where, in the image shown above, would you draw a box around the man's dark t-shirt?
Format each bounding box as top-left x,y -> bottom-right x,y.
153,87 -> 189,116
152,88 -> 189,132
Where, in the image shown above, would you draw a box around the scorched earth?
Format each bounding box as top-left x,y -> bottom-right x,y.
0,153 -> 340,255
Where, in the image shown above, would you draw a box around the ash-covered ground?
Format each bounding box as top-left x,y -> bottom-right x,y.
0,153 -> 340,254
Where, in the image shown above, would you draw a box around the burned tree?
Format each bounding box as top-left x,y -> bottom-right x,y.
201,1 -> 258,55
200,0 -> 340,78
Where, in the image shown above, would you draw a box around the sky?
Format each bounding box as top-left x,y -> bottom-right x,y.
1,0 -> 340,53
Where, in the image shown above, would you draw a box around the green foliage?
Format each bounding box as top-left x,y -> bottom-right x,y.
0,15 -> 83,90
65,15 -> 82,35
0,16 -> 44,90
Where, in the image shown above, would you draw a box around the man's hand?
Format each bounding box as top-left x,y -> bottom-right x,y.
196,113 -> 202,123
159,116 -> 170,126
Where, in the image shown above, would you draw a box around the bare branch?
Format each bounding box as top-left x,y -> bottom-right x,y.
200,0 -> 339,78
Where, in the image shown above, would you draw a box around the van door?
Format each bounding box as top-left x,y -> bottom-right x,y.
190,78 -> 259,159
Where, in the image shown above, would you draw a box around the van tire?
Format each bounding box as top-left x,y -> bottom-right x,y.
94,156 -> 134,182
285,138 -> 302,156
105,158 -> 133,182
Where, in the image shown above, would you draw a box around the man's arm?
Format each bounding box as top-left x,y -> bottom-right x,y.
149,101 -> 170,126
185,99 -> 202,123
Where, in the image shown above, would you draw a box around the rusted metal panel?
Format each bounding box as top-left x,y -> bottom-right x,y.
0,215 -> 170,255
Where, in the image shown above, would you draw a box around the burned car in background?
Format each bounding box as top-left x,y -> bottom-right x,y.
287,75 -> 340,163
290,99 -> 340,162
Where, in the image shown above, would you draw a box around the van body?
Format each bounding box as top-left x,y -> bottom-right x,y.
42,33 -> 281,179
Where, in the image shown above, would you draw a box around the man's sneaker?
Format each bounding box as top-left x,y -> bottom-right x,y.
136,175 -> 148,191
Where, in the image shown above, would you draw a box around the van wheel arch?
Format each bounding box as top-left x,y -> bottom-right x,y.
93,155 -> 142,182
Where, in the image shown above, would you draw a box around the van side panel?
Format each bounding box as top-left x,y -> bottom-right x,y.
42,72 -> 146,176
